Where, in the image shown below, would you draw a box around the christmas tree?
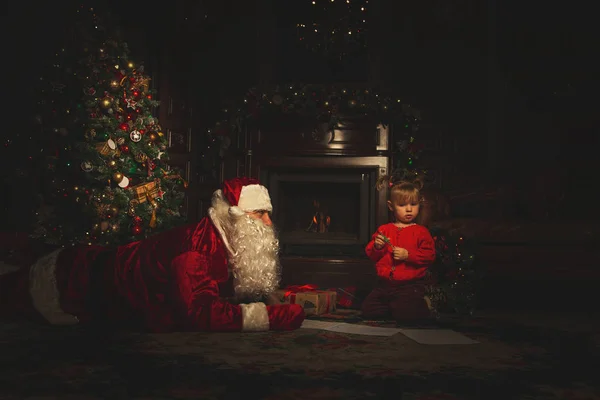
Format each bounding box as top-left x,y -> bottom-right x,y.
32,6 -> 187,246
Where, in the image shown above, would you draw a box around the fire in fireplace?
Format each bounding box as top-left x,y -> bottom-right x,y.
306,200 -> 331,233
262,168 -> 377,257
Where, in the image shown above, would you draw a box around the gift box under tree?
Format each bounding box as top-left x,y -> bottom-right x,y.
275,285 -> 337,316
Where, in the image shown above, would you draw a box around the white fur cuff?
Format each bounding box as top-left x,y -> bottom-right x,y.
240,302 -> 270,332
29,249 -> 79,325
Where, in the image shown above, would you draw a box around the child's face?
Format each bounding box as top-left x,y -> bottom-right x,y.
387,199 -> 420,224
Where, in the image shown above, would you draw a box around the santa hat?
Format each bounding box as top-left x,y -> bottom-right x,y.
220,177 -> 273,218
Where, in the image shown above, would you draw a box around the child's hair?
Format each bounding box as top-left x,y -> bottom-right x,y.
376,174 -> 426,224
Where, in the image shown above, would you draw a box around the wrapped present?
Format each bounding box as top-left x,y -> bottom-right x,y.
326,286 -> 361,309
129,179 -> 162,204
275,285 -> 337,316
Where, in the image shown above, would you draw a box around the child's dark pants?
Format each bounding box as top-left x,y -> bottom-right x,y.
361,278 -> 431,322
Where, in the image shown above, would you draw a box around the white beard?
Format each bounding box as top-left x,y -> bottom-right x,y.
209,191 -> 282,302
228,216 -> 281,302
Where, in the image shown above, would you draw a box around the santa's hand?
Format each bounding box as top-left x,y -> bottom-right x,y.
265,292 -> 281,306
267,304 -> 305,330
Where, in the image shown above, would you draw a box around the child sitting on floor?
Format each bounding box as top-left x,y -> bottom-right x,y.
361,176 -> 436,324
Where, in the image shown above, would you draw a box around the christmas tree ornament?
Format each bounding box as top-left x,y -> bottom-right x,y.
117,175 -> 130,188
149,207 -> 158,228
129,130 -> 142,142
81,161 -> 93,172
96,139 -> 118,156
134,152 -> 148,163
131,224 -> 143,235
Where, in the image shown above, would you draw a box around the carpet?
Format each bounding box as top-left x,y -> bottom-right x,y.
1,311 -> 599,399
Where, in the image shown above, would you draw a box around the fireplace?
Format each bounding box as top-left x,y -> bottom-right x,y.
243,111 -> 391,288
263,168 -> 377,257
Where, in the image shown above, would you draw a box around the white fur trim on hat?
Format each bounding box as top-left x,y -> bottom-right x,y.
208,190 -> 235,258
29,249 -> 79,325
238,184 -> 272,212
240,302 -> 270,332
228,205 -> 246,218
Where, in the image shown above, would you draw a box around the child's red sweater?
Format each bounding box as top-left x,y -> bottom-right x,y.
365,223 -> 436,282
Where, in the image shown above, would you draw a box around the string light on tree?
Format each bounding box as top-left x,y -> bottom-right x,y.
297,0 -> 369,58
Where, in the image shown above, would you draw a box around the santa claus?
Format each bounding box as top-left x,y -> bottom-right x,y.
0,177 -> 305,332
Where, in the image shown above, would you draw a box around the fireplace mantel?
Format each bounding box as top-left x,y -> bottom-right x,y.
236,112 -> 392,290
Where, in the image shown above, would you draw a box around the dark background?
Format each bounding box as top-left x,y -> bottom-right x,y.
2,0 -> 598,229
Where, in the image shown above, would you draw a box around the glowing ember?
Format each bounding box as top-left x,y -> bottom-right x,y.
306,200 -> 331,233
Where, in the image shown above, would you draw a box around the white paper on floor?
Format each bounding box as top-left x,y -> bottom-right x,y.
399,329 -> 479,345
326,323 -> 403,337
300,319 -> 344,330
300,320 -> 479,344
300,320 -> 402,337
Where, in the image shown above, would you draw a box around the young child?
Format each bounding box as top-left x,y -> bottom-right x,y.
361,177 -> 436,324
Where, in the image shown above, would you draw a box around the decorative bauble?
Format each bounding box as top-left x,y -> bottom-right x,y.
130,130 -> 142,142
132,225 -> 143,235
108,160 -> 117,168
112,172 -> 124,183
100,221 -> 110,231
135,153 -> 148,163
117,176 -> 130,188
120,145 -> 130,153
81,161 -> 93,172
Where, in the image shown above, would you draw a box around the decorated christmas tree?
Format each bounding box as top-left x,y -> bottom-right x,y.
32,6 -> 187,246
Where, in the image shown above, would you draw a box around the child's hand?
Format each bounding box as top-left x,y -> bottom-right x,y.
392,247 -> 409,261
374,234 -> 386,250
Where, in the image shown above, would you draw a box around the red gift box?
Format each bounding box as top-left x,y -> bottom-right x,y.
275,285 -> 337,316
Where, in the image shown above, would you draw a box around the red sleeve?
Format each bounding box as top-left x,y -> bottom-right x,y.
404,227 -> 436,267
170,251 -> 304,332
365,228 -> 389,261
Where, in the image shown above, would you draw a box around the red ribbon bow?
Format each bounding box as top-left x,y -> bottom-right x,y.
284,284 -> 319,298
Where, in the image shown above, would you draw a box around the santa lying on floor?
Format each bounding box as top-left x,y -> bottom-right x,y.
0,177 -> 305,333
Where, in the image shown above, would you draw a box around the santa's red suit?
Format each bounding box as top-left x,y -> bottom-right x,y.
0,178 -> 305,333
